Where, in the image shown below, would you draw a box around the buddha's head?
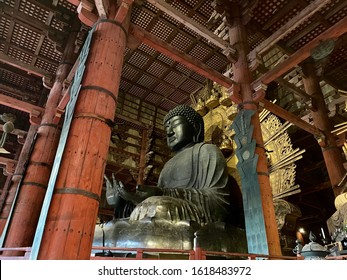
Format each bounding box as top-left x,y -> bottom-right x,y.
163,105 -> 204,152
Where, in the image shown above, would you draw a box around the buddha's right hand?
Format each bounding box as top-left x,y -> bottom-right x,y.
104,173 -> 145,205
105,173 -> 124,207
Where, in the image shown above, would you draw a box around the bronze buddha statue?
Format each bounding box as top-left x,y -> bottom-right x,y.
94,105 -> 246,254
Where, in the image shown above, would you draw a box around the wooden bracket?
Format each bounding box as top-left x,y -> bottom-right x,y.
77,0 -> 98,27
252,81 -> 267,102
53,89 -> 71,125
0,157 -> 17,175
114,0 -> 134,23
222,46 -> 237,64
228,83 -> 241,104
29,110 -> 42,125
248,51 -> 261,72
17,133 -> 26,145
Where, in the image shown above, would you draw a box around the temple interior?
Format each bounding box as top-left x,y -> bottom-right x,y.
0,0 -> 347,260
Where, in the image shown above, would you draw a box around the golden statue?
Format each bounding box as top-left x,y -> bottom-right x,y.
195,98 -> 208,116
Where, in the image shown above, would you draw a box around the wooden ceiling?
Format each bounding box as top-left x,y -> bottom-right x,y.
1,0 -> 347,236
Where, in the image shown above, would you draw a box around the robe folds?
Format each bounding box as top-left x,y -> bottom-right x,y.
130,143 -> 230,225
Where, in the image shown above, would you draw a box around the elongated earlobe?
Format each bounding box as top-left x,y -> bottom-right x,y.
193,124 -> 203,143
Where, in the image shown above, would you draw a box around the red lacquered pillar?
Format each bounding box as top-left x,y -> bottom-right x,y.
302,60 -> 345,196
2,22 -> 79,255
38,2 -> 133,259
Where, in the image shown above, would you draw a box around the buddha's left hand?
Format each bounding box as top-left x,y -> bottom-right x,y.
135,185 -> 163,201
114,181 -> 163,205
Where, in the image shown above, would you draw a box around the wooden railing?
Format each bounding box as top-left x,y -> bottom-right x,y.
90,246 -> 302,260
0,247 -> 31,260
2,246 -> 346,260
325,254 -> 347,260
91,246 -> 196,260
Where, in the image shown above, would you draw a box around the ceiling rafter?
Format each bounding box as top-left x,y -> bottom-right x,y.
129,47 -> 207,91
285,1 -> 347,48
0,40 -> 60,69
261,0 -> 299,31
247,13 -> 347,102
129,22 -> 321,137
1,4 -> 68,40
0,53 -> 50,77
249,0 -> 332,59
0,92 -> 44,124
145,0 -> 230,50
0,83 -> 40,102
129,24 -> 234,87
138,3 -> 227,65
253,16 -> 347,86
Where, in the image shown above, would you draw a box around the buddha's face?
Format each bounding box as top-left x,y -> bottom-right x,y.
164,115 -> 196,152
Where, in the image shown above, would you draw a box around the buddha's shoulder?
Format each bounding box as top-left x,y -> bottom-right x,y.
198,143 -> 223,154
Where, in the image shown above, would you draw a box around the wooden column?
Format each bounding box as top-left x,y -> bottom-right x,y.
0,125 -> 37,235
0,143 -> 21,216
137,127 -> 153,186
0,175 -> 13,214
0,176 -> 14,227
2,23 -> 79,255
137,129 -> 149,186
301,60 -> 345,196
227,2 -> 281,255
37,4 -> 132,260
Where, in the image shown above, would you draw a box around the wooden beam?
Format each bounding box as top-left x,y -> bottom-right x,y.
76,0 -> 98,26
129,24 -> 235,88
146,0 -> 233,52
0,93 -> 44,115
257,64 -> 311,101
0,83 -> 41,101
249,0 -> 332,58
129,23 -> 321,137
97,208 -> 114,217
253,16 -> 347,86
283,0 -> 347,47
67,0 -> 80,6
276,77 -> 311,101
260,99 -> 321,136
0,92 -> 44,124
0,38 -> 59,67
0,54 -> 50,77
301,181 -> 331,196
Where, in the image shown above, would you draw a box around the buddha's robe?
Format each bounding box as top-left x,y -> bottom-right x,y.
129,143 -> 230,225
